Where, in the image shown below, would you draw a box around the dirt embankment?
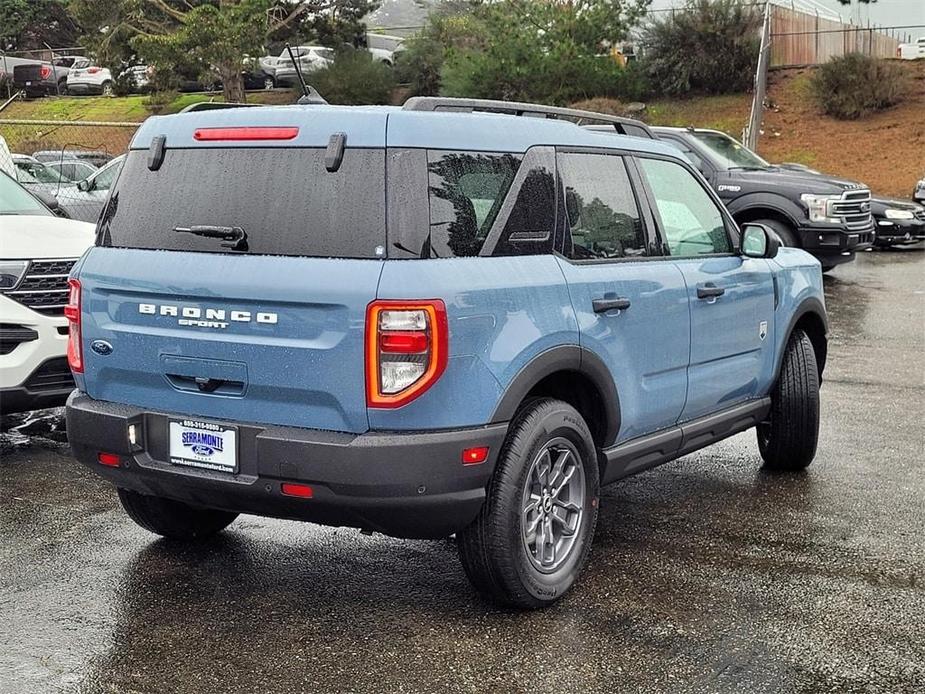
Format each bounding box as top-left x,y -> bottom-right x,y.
758,60 -> 925,199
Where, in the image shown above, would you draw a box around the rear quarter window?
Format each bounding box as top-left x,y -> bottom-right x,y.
98,147 -> 385,258
388,148 -> 556,259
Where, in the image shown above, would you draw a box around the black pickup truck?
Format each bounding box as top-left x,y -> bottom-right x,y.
652,127 -> 874,271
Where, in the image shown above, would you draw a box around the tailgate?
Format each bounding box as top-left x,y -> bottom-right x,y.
79,247 -> 381,433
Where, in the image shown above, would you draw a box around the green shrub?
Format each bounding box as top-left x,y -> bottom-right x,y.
810,53 -> 907,120
640,0 -> 762,96
395,9 -> 494,98
439,0 -> 649,105
300,49 -> 397,105
143,90 -> 178,114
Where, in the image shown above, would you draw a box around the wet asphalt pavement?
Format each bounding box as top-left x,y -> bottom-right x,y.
1,250 -> 923,694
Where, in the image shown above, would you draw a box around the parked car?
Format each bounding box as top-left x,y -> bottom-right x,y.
122,65 -> 152,93
914,176 -> 925,205
57,154 -> 125,223
10,154 -> 77,199
12,57 -> 76,97
871,198 -> 925,247
0,55 -> 41,90
34,150 -> 114,169
66,58 -> 114,96
650,127 -> 873,271
242,59 -> 277,90
267,46 -> 334,86
897,37 -> 925,59
367,47 -> 395,66
65,97 -> 828,609
45,159 -> 98,182
0,172 -> 95,413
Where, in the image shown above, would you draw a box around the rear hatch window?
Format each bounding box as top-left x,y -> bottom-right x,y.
98,147 -> 385,258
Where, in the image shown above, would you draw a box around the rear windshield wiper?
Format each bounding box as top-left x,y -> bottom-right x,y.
174,225 -> 248,251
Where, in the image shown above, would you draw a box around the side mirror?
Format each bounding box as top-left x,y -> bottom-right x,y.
741,223 -> 779,259
77,179 -> 91,192
34,190 -> 60,211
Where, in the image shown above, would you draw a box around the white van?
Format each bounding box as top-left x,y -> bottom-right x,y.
897,37 -> 925,60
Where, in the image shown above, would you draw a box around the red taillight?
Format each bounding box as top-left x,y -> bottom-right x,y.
87,66 -> 101,74
40,65 -> 51,79
462,447 -> 489,465
97,452 -> 120,467
65,278 -> 83,373
193,127 -> 299,142
281,483 -> 313,498
366,300 -> 448,408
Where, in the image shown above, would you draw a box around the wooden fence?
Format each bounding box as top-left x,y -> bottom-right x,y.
769,5 -> 903,67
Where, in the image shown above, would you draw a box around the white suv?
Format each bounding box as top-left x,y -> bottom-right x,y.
65,58 -> 114,96
0,173 -> 95,413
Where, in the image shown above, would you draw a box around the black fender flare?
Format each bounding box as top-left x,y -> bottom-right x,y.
775,297 -> 828,382
490,345 -> 621,447
726,193 -> 804,228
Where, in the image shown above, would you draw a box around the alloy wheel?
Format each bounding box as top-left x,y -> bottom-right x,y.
520,438 -> 585,573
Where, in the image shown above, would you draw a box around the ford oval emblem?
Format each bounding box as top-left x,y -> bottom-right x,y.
90,340 -> 113,356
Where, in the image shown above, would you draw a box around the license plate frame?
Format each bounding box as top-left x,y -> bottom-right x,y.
168,418 -> 238,473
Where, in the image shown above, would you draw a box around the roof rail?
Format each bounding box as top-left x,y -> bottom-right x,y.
402,97 -> 655,139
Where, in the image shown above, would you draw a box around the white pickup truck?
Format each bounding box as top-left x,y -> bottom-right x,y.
897,37 -> 925,60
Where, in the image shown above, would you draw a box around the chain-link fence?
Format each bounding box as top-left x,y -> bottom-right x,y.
0,119 -> 138,223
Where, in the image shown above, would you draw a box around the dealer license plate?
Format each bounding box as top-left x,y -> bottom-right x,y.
168,419 -> 237,473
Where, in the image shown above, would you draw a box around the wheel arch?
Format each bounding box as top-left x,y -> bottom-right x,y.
490,345 -> 620,449
778,298 -> 828,383
728,194 -> 803,231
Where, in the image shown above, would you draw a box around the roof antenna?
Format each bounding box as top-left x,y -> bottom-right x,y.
285,43 -> 328,106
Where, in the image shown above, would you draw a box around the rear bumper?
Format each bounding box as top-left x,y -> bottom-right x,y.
65,393 -> 508,539
66,81 -> 104,95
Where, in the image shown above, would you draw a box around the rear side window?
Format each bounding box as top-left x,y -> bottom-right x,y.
558,152 -> 646,260
389,148 -> 556,259
427,151 -> 521,257
98,148 -> 385,258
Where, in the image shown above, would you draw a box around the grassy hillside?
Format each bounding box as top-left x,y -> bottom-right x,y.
757,61 -> 924,199
646,93 -> 751,137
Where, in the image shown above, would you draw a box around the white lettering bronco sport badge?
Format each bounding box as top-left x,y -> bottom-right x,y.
138,303 -> 278,330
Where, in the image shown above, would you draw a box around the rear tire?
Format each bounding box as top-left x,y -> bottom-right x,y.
756,218 -> 799,248
101,80 -> 113,96
757,329 -> 820,471
457,398 -> 599,609
117,488 -> 238,540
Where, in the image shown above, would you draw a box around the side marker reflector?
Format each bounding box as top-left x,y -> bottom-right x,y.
281,483 -> 314,498
98,452 -> 121,467
462,447 -> 489,465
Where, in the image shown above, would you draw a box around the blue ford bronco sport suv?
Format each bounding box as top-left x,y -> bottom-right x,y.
65,98 -> 827,609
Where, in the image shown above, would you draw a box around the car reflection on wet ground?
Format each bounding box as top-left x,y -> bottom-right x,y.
1,249 -> 923,694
